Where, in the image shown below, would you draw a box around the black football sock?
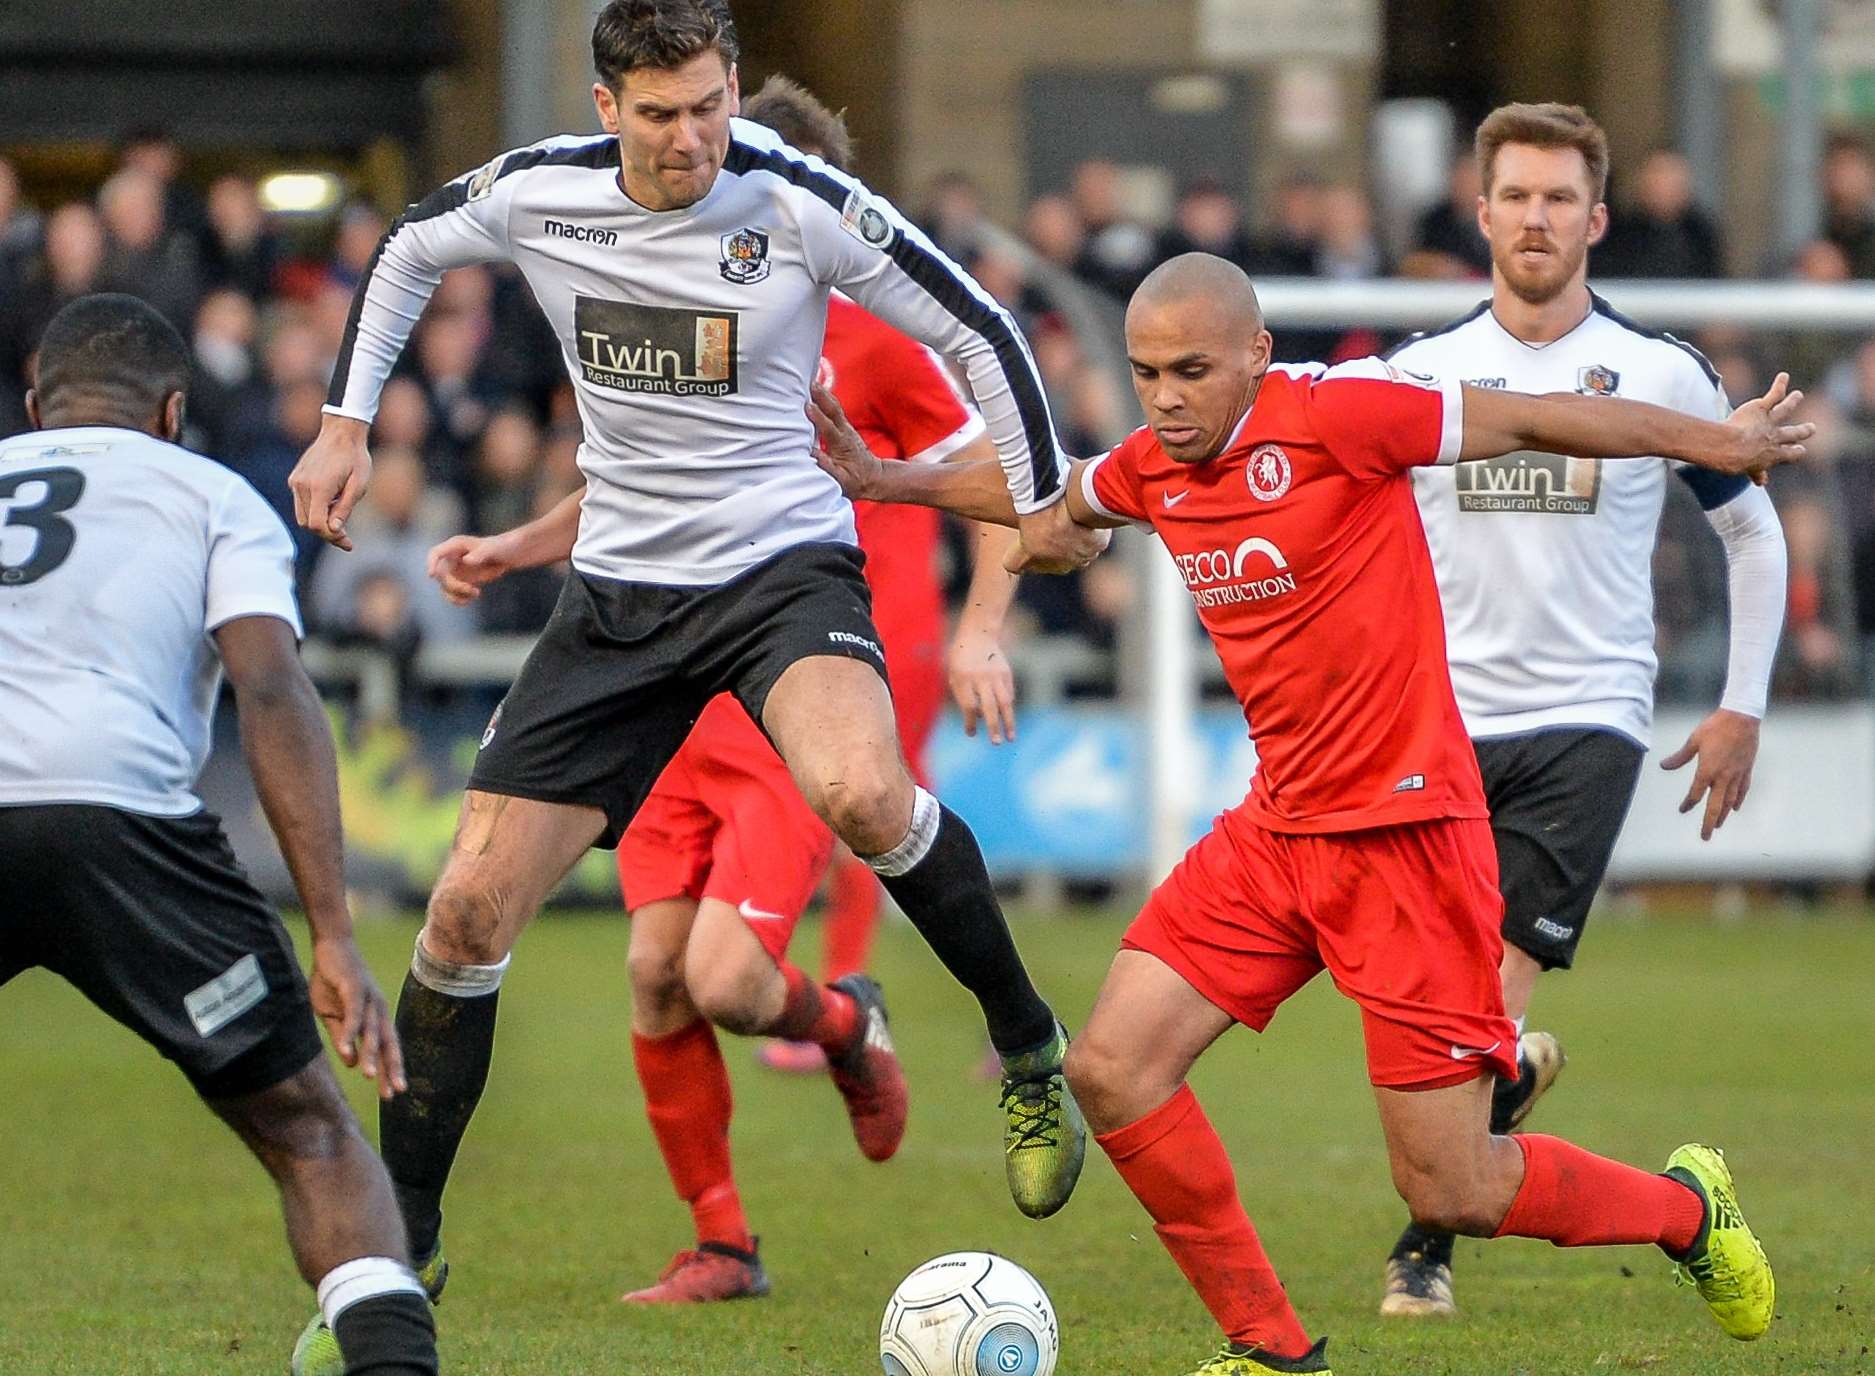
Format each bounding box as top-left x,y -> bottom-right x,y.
380,951 -> 505,1261
869,792 -> 1055,1056
1389,1221 -> 1456,1268
331,1292 -> 438,1376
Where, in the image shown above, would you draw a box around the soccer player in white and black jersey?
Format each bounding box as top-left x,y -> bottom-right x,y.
284,1 -> 1099,1342
1375,103 -> 1790,1318
0,295 -> 438,1376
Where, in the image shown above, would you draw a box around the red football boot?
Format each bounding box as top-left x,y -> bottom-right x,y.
621,1240 -> 770,1304
827,974 -> 909,1162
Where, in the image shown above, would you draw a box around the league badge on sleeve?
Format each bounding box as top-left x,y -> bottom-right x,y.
719,227 -> 772,285
839,188 -> 896,250
1577,364 -> 1620,396
466,156 -> 503,203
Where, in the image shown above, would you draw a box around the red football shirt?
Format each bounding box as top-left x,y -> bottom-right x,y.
1084,358 -> 1485,834
820,294 -> 984,655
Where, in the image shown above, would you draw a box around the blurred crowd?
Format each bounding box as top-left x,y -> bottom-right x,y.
4,129 -> 1875,702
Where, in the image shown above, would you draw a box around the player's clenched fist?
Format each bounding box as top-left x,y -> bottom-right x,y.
427,532 -> 520,605
289,415 -> 374,551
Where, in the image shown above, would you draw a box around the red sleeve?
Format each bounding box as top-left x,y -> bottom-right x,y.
1080,429 -> 1152,523
877,335 -> 984,463
1300,357 -> 1465,480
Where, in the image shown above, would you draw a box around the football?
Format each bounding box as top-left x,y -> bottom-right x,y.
879,1252 -> 1059,1376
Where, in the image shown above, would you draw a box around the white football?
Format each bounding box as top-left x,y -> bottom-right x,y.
879,1251 -> 1059,1376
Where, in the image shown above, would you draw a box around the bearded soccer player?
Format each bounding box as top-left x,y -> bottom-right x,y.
285,3 -> 1098,1369
1372,103 -> 1790,1318
738,76 -> 1025,1076
810,253 -> 1799,1375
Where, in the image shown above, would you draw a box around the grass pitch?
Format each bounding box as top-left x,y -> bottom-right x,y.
2,905 -> 1871,1375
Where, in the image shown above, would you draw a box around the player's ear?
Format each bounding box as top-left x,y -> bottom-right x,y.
1587,200 -> 1609,248
161,391 -> 186,443
1251,328 -> 1274,374
594,82 -> 621,135
1475,190 -> 1490,242
22,389 -> 39,430
726,62 -> 741,116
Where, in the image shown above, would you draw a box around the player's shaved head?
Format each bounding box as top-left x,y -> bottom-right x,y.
1124,253 -> 1272,464
1131,253 -> 1265,335
27,293 -> 189,439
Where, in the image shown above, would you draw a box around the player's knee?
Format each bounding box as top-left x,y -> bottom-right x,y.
225,1065 -> 366,1174
687,958 -> 769,1035
627,937 -> 687,1010
815,763 -> 912,856
1063,1036 -> 1134,1131
424,878 -> 509,966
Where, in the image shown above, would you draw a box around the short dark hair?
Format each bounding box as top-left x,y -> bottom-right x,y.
1475,102 -> 1609,201
592,0 -> 738,90
33,293 -> 190,418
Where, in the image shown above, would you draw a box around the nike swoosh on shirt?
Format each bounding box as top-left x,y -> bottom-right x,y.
1163,489 -> 1190,507
1448,1040 -> 1503,1061
737,899 -> 789,923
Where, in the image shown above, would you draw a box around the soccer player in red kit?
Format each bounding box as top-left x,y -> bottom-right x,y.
739,77 -> 1023,1077
810,252 -> 1799,1374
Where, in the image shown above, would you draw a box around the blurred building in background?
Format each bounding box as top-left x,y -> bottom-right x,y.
5,0 -> 1875,897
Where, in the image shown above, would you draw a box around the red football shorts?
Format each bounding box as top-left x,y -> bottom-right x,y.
1123,807 -> 1518,1089
617,699 -> 835,963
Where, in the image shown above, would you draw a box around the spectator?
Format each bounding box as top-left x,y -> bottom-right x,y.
1823,133 -> 1875,278
413,308 -> 497,468
1023,194 -> 1085,273
1070,159 -> 1156,297
1411,152 -> 1490,277
1315,183 -> 1388,281
0,156 -> 43,284
1156,179 -> 1258,274
1778,494 -> 1856,698
1,203 -> 108,436
476,480 -> 572,635
227,374 -> 329,570
310,445 -> 473,646
203,175 -> 279,299
334,568 -> 424,669
373,376 -> 446,477
188,288 -> 267,456
1598,149 -> 1724,278
1253,170 -> 1324,275
919,170 -> 986,264
471,407 -> 543,535
326,200 -> 389,293
119,127 -> 207,246
97,167 -> 201,329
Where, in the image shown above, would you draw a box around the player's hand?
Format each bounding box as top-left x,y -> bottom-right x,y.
807,382 -> 884,499
309,933 -> 406,1100
1721,373 -> 1814,485
1010,500 -> 1110,574
427,533 -> 518,605
949,623 -> 1018,744
289,417 -> 373,551
1660,707 -> 1761,841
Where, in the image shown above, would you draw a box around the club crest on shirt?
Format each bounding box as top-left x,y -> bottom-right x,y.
1247,444 -> 1292,502
1577,364 -> 1620,396
719,227 -> 772,284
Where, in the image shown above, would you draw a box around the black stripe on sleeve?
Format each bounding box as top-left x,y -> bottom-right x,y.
723,139 -> 1064,504
1590,293 -> 1724,389
328,137 -> 623,410
1675,465 -> 1752,511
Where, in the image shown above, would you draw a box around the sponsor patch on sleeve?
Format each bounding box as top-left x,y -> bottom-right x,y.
839,188 -> 896,250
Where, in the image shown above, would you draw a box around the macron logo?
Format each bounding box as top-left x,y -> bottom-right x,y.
545,218 -> 619,246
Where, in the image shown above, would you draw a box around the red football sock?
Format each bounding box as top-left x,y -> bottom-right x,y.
823,855 -> 882,980
1097,1085 -> 1313,1359
632,1021 -> 751,1251
1494,1133 -> 1706,1255
767,962 -> 862,1052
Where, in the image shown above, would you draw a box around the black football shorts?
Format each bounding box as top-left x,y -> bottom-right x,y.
469,541 -> 888,848
0,803 -> 323,1099
1474,726 -> 1646,970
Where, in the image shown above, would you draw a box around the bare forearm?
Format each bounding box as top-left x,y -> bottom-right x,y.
860,459 -> 1020,526
1464,390 -> 1747,467
961,521 -> 1020,632
504,488 -> 584,567
238,674 -> 351,939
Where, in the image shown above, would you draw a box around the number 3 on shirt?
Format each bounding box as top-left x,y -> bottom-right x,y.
0,467 -> 85,586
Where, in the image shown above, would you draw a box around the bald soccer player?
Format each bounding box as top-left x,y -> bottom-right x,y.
809,253 -> 1795,1375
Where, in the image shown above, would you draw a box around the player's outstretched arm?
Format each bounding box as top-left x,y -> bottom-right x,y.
214,615 -> 405,1100
1458,372 -> 1815,482
427,486 -> 585,605
810,384 -> 1123,546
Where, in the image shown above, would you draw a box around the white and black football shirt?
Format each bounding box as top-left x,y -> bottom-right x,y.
1395,294 -> 1776,745
327,119 -> 1067,586
0,427 -> 302,815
